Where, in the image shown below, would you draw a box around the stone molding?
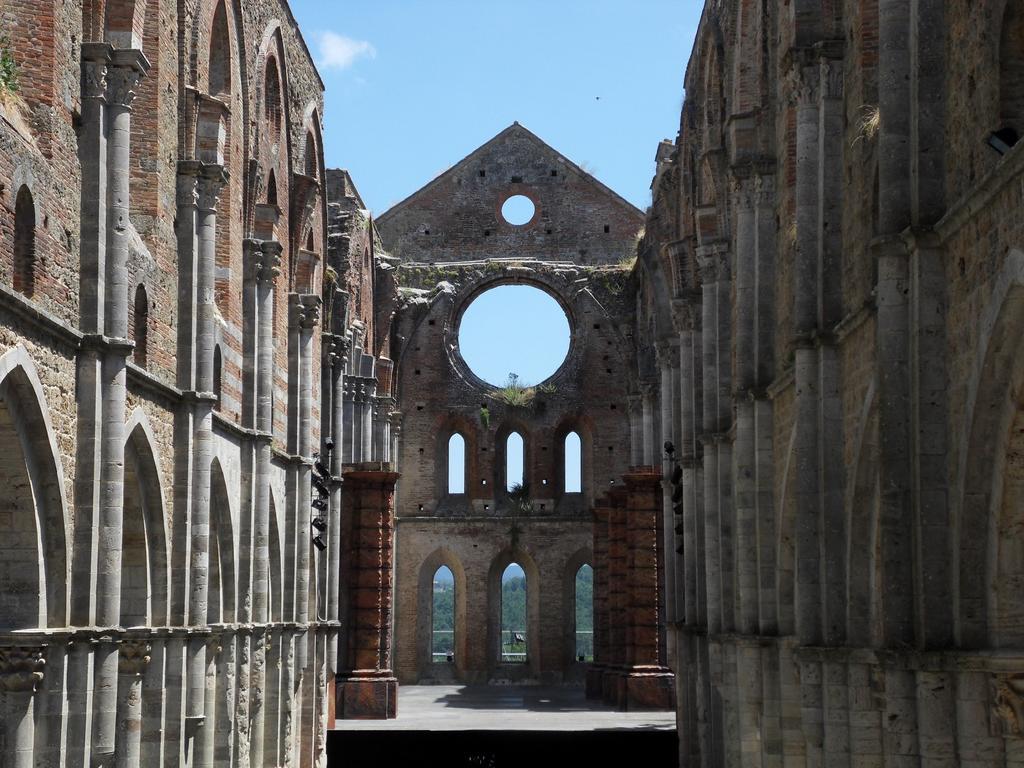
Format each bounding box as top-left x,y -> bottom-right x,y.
118,639 -> 152,676
0,645 -> 46,693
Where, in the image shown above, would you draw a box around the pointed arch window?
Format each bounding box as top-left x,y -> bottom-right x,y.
432,565 -> 455,663
264,58 -> 283,146
447,433 -> 466,494
208,1 -> 231,96
564,431 -> 582,493
132,284 -> 149,368
13,186 -> 36,298
501,563 -> 527,663
304,130 -> 318,178
506,431 -> 524,492
575,564 -> 593,662
213,345 -> 223,410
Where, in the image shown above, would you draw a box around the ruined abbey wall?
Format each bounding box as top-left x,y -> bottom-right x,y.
638,0 -> 1024,764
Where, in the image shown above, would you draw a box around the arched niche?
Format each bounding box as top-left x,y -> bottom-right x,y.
416,549 -> 468,681
122,416 -> 170,627
561,548 -> 594,670
209,459 -> 236,624
487,547 -> 541,680
0,346 -> 69,630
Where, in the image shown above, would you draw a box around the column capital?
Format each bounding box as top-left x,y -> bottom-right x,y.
197,164 -> 228,213
118,639 -> 152,676
81,43 -> 113,101
106,48 -> 151,110
250,240 -> 283,284
754,173 -> 776,206
696,244 -> 731,284
654,339 -> 679,368
295,294 -> 322,330
785,58 -> 819,108
0,645 -> 46,693
729,174 -> 756,211
671,298 -> 700,332
176,161 -> 201,209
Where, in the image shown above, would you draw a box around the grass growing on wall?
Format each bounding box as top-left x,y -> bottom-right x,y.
0,37 -> 18,97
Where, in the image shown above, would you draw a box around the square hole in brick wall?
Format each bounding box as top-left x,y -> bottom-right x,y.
484,230 -> 491,237
604,225 -> 610,233
511,175 -> 523,183
428,319 -> 436,325
551,169 -> 558,177
479,169 -> 486,177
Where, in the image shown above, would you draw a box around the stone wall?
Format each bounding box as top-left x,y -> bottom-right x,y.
0,1 -> 343,766
639,0 -> 1024,765
382,125 -> 647,685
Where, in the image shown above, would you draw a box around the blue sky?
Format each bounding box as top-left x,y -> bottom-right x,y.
286,2 -> 702,502
288,0 -> 701,215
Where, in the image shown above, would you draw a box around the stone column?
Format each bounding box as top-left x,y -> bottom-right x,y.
328,336 -> 350,684
187,165 -> 226,735
115,640 -> 151,768
249,240 -> 280,767
586,500 -> 612,700
295,294 -> 321,676
602,486 -> 628,704
0,645 -> 46,768
337,465 -> 400,719
731,175 -> 760,638
73,46 -> 111,644
94,50 -> 149,767
656,342 -> 679,627
615,468 -> 675,710
342,375 -> 356,464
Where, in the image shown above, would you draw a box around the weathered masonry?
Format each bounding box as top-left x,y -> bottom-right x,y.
0,0 -> 363,765
378,124 -> 672,695
637,0 -> 1024,765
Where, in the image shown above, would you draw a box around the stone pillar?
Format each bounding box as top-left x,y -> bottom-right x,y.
337,464 -> 400,719
615,468 -> 675,710
0,645 -> 46,768
115,640 -> 151,768
94,50 -> 149,767
187,165 -> 226,736
342,375 -> 356,464
656,342 -> 679,627
249,240 -> 280,767
327,335 -> 349,722
294,294 -> 321,675
602,486 -> 628,704
586,501 -> 612,699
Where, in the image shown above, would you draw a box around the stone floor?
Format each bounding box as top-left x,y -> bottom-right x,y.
332,684 -> 678,731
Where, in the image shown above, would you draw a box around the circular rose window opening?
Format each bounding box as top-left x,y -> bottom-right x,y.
458,285 -> 570,387
501,194 -> 536,226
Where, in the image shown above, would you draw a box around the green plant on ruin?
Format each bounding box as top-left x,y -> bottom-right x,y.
479,404 -> 490,430
491,372 -> 534,408
507,482 -> 534,514
0,36 -> 19,97
536,382 -> 557,395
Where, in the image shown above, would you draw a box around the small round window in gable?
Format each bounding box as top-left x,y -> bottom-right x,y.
501,194 -> 536,226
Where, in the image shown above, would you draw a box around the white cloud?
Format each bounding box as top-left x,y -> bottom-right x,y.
316,31 -> 376,71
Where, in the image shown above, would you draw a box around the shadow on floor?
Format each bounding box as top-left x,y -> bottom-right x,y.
328,730 -> 680,768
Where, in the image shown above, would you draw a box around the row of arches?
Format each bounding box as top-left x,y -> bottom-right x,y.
445,430 -> 583,496
0,345 -> 297,631
415,547 -> 593,678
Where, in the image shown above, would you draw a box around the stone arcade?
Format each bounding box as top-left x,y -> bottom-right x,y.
1,0 -> 1024,766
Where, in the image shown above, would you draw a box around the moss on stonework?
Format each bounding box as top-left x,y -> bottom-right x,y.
0,37 -> 19,97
